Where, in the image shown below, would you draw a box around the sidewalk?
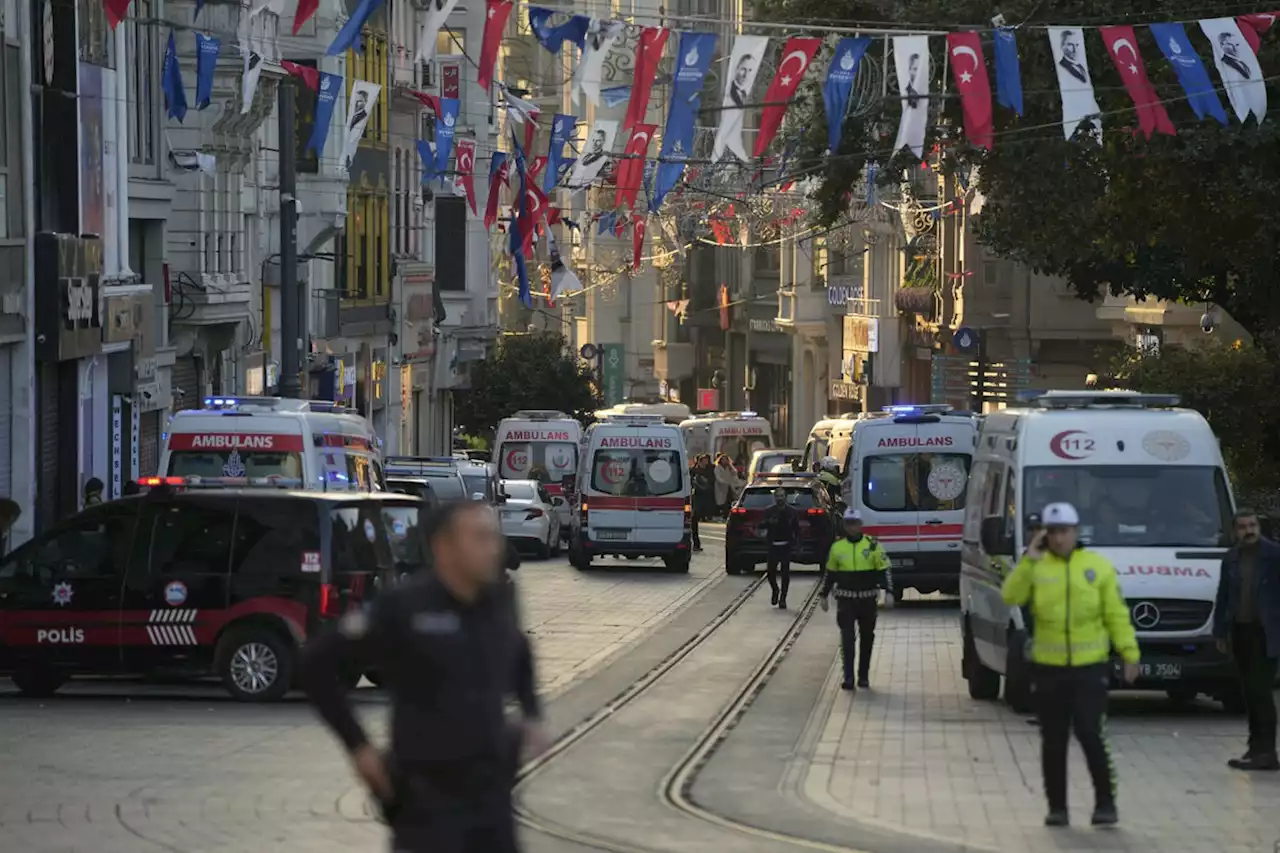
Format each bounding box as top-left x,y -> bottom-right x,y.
795,603 -> 1280,853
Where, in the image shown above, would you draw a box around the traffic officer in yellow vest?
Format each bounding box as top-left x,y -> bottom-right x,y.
1002,502 -> 1140,828
819,508 -> 891,691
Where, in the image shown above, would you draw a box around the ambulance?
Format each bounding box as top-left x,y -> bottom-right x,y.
158,397 -> 384,490
841,405 -> 978,596
494,410 -> 583,535
679,411 -> 772,469
568,414 -> 692,572
959,391 -> 1237,711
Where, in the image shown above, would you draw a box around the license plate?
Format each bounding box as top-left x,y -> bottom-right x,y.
594,529 -> 628,541
1138,662 -> 1182,679
754,526 -> 767,538
891,558 -> 914,568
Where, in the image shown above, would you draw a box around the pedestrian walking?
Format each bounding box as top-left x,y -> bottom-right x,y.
714,454 -> 743,518
763,488 -> 800,609
688,457 -> 708,551
1002,502 -> 1139,828
818,509 -> 891,690
301,500 -> 547,853
1212,508 -> 1280,771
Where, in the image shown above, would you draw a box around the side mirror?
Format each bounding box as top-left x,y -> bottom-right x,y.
980,517 -> 1014,556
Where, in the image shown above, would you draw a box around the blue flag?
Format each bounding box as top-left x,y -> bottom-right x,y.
597,211 -> 617,236
822,37 -> 871,153
416,140 -> 435,183
194,33 -> 220,111
161,30 -> 188,123
327,0 -> 386,56
194,0 -> 204,20
600,86 -> 632,107
544,114 -> 576,194
510,130 -> 532,308
1149,23 -> 1229,126
433,97 -> 460,186
992,28 -> 1024,116
307,72 -> 342,155
528,7 -> 590,54
651,31 -> 717,213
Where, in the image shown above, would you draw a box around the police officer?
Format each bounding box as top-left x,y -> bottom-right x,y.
819,508 -> 891,690
1002,502 -> 1139,828
301,500 -> 546,853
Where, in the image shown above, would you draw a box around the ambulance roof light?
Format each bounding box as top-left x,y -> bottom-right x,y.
881,404 -> 953,415
601,413 -> 665,424
1036,391 -> 1181,410
511,410 -> 572,420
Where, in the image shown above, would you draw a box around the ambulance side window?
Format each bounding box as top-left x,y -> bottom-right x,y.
1003,469 -> 1018,545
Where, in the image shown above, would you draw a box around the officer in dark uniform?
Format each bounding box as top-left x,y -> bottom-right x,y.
819,508 -> 892,690
301,500 -> 546,853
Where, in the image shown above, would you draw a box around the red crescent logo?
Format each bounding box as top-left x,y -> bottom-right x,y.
1049,430 -> 1090,460
600,461 -> 625,485
505,447 -> 528,471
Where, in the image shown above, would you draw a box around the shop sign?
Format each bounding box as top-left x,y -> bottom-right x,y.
828,283 -> 862,307
830,381 -> 860,401
36,233 -> 104,362
749,318 -> 783,334
844,315 -> 879,353
697,388 -> 719,411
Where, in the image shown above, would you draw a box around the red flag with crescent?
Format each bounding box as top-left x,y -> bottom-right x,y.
1237,12 -> 1279,52
529,156 -> 547,183
623,28 -> 670,129
281,61 -> 320,91
454,139 -> 478,215
478,0 -> 513,93
632,215 -> 647,271
945,32 -> 994,150
484,158 -> 510,231
614,123 -> 656,210
1098,25 -> 1175,138
752,37 -> 821,158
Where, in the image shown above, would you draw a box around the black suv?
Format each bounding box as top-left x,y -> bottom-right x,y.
724,473 -> 838,575
0,490 -> 428,701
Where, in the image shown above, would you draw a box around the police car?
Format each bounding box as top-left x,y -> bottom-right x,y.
0,488 -> 426,701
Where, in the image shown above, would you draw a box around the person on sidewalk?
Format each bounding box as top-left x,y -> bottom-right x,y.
818,509 -> 891,690
1002,502 -> 1139,828
1213,508 -> 1280,772
763,488 -> 800,609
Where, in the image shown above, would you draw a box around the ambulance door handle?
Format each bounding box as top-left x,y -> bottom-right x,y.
638,508 -> 656,513
924,519 -> 944,525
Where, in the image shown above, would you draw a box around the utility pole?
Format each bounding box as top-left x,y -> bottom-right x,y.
277,81 -> 302,399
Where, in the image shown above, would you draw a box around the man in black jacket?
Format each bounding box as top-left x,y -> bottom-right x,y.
1213,509 -> 1280,771
301,500 -> 546,852
763,488 -> 801,609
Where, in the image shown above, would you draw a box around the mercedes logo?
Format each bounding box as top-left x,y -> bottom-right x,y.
1131,601 -> 1160,630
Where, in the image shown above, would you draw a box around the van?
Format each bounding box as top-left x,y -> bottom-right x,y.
679,412 -> 772,470
843,405 -> 978,595
568,414 -> 692,572
959,391 -> 1237,712
494,410 -> 584,538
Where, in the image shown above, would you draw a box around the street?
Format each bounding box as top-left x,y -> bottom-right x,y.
1,525 -> 1277,853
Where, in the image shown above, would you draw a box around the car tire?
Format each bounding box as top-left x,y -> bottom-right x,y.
1004,629 -> 1035,714
725,554 -> 741,575
217,627 -> 294,703
10,667 -> 68,697
535,534 -> 551,560
963,620 -> 1001,701
664,554 -> 691,573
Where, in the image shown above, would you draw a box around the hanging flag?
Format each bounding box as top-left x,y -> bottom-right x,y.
544,114 -> 575,194
548,231 -> 581,300
614,123 -> 656,209
510,223 -> 531,307
170,150 -> 218,174
632,215 -> 647,271
327,0 -> 387,55
528,7 -> 589,54
891,35 -> 929,157
281,60 -> 319,91
556,158 -> 576,186
162,30 -> 188,123
718,284 -> 730,331
566,119 -> 618,189
946,32 -> 993,149
623,27 -> 670,129
529,156 -> 547,184
484,152 -> 508,230
293,0 -> 319,34
478,0 -> 513,92
992,27 -> 1024,116
509,134 -> 534,306
339,81 -> 381,172
306,72 -> 342,154
575,19 -> 627,106
416,140 -> 435,183
600,85 -> 632,107
432,97 -> 460,184
1149,23 -> 1228,125
1098,26 -> 1174,138
415,0 -> 461,63
822,36 -> 871,153
597,211 -> 616,236
709,219 -> 730,245
652,32 -> 716,212
713,35 -> 769,162
194,33 -> 219,111
453,138 -> 478,214
1199,18 -> 1267,123
752,37 -> 820,157
503,87 -> 541,151
105,0 -> 131,29
1237,12 -> 1278,52
241,47 -> 264,115
1046,27 -> 1101,143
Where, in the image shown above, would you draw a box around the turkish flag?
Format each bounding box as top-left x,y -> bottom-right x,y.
454,139 -> 478,215
529,156 -> 547,183
623,28 -> 670,129
105,0 -> 131,29
293,0 -> 319,35
1237,12 -> 1279,52
632,216 -> 647,271
281,61 -> 320,91
1099,26 -> 1175,138
407,89 -> 443,115
478,0 -> 513,93
946,32 -> 994,150
523,184 -> 550,258
614,123 -> 656,210
484,158 -> 510,231
752,37 -> 821,158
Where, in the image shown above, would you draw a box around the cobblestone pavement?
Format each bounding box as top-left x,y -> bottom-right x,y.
798,596 -> 1280,853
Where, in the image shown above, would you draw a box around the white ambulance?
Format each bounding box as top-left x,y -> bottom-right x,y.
959,391 -> 1237,712
158,397 -> 384,490
679,411 -> 772,470
494,410 -> 583,536
842,405 -> 978,596
568,414 -> 692,572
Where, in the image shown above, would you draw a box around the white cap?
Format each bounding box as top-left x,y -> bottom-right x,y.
1043,502 -> 1080,527
843,508 -> 862,522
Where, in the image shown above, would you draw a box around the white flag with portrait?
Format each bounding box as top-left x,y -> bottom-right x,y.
566,119 -> 618,189
891,35 -> 930,157
415,0 -> 461,64
574,19 -> 626,107
241,47 -> 264,115
1199,18 -> 1266,123
1047,27 -> 1102,143
712,35 -> 769,162
340,82 -> 381,174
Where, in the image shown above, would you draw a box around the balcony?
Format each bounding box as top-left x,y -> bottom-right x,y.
170,276 -> 253,328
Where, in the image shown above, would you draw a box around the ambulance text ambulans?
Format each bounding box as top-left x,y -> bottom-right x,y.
495,410 -> 583,535
679,412 -> 772,469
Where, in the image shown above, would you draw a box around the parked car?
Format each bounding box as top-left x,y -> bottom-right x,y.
461,461 -> 500,503
724,473 -> 838,575
499,479 -> 563,559
385,457 -> 468,504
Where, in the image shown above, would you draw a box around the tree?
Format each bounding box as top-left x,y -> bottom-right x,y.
759,0 -> 1280,344
453,333 -> 601,438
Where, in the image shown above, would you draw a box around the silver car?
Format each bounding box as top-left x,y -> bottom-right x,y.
499,479 -> 563,559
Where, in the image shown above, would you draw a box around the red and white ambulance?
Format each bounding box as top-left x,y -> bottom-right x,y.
678,411 -> 772,470
494,410 -> 583,534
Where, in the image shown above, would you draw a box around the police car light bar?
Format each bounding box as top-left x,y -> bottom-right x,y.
1037,391 -> 1181,410
882,404 -> 953,415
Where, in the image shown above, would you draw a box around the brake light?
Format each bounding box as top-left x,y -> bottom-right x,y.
731,507 -> 748,515
525,508 -> 544,519
140,476 -> 184,487
807,508 -> 825,516
319,583 -> 340,618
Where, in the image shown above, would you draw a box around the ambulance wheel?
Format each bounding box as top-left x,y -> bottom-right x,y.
1004,629 -> 1035,714
664,554 -> 690,573
963,620 -> 1001,701
217,627 -> 294,703
10,667 -> 67,697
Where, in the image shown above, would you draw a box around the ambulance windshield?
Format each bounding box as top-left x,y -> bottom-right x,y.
591,449 -> 684,497
498,441 -> 578,483
168,449 -> 304,480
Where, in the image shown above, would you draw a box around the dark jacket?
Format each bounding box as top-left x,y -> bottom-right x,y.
762,502 -> 801,545
1213,536 -> 1280,658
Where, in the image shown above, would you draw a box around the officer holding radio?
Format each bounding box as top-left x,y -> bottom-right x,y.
819,508 -> 892,691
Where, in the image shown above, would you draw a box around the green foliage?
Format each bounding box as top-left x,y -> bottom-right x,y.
456,433 -> 490,451
759,0 -> 1280,342
453,333 -> 601,439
